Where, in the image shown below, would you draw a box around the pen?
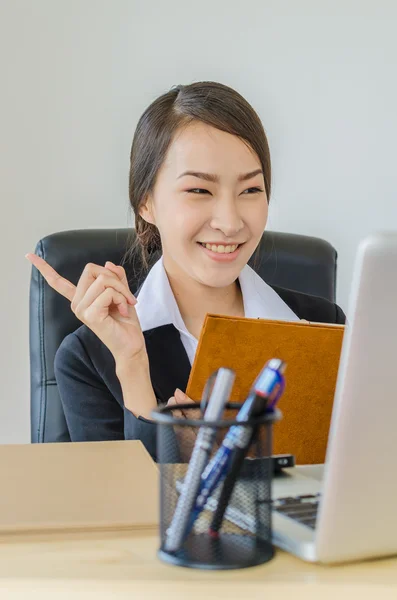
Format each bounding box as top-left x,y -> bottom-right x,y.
208,425 -> 257,538
185,359 -> 286,538
208,359 -> 287,537
164,368 -> 235,553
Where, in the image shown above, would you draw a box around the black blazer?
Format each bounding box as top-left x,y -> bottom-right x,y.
54,285 -> 345,460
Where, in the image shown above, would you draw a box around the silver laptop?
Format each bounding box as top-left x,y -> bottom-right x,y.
271,231 -> 397,563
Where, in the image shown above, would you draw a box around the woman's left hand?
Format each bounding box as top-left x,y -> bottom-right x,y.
167,389 -> 200,460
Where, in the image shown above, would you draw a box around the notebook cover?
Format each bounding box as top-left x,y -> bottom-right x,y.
186,315 -> 345,464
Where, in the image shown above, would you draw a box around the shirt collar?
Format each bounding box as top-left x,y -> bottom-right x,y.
135,257 -> 187,334
239,263 -> 300,322
135,257 -> 299,335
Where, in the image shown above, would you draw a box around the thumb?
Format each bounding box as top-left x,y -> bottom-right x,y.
105,262 -> 130,286
167,389 -> 194,407
174,388 -> 194,404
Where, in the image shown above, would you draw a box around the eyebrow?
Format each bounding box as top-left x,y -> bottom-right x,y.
177,168 -> 263,183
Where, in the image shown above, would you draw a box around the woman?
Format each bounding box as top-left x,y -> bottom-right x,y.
26,81 -> 345,460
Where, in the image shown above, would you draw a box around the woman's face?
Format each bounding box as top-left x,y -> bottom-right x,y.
140,121 -> 268,288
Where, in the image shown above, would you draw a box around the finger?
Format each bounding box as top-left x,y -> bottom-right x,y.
101,266 -> 136,303
104,262 -> 123,281
78,288 -> 130,324
105,262 -> 132,291
25,253 -> 76,301
72,272 -> 136,316
105,261 -> 124,277
174,388 -> 195,405
169,390 -> 199,425
167,395 -> 186,411
167,396 -> 188,420
167,395 -> 199,458
72,264 -> 135,312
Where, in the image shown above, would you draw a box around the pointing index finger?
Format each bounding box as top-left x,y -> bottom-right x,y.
26,253 -> 76,301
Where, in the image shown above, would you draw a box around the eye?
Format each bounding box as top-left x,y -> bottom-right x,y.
241,187 -> 264,195
186,188 -> 211,195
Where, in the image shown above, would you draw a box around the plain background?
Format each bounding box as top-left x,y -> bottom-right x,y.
1,0 -> 396,443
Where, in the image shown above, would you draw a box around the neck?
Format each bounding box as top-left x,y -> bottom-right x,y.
164,264 -> 245,339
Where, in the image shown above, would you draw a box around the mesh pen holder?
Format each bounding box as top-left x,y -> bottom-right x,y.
152,403 -> 281,570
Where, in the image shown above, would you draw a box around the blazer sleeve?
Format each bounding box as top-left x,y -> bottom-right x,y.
54,332 -> 158,460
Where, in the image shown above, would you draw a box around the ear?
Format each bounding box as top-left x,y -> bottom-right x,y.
138,196 -> 156,225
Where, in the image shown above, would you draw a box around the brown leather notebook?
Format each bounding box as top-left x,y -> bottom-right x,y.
186,315 -> 345,464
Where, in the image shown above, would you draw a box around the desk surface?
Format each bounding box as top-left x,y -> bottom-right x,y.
0,527 -> 396,599
1,463 -> 396,599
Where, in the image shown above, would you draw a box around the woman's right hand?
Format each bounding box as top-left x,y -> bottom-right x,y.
25,254 -> 147,368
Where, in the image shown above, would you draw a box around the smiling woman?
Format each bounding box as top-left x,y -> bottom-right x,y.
26,81 -> 345,459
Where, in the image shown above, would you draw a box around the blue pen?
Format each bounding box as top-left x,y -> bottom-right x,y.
184,359 -> 286,537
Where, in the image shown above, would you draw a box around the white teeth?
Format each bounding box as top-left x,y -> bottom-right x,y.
203,243 -> 238,254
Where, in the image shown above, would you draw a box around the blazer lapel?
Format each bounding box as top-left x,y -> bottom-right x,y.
144,324 -> 191,403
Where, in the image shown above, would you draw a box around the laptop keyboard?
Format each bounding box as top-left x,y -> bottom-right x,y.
273,494 -> 321,530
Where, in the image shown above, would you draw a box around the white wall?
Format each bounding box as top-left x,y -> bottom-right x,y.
1,0 -> 396,443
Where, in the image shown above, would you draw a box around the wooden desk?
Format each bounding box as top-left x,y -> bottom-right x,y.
0,527 -> 396,599
0,450 -> 395,599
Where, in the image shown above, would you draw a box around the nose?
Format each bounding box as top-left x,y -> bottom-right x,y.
209,197 -> 244,238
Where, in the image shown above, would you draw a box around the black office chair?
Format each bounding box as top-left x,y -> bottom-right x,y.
29,228 -> 338,443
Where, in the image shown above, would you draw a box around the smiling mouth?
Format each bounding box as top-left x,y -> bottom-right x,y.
198,242 -> 242,254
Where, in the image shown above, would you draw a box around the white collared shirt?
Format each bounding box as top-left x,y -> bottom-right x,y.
135,257 -> 299,365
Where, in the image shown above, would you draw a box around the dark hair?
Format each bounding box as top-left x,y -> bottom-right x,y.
128,81 -> 271,268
